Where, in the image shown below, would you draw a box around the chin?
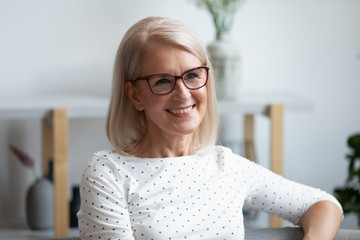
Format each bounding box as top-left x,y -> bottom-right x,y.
173,126 -> 198,136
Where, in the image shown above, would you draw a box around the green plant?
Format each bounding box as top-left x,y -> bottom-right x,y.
334,134 -> 360,225
195,0 -> 245,38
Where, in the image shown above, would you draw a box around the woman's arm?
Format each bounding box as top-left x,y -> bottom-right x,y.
299,200 -> 342,240
239,154 -> 343,234
77,154 -> 135,240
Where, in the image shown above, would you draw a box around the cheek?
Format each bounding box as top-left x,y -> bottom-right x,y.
197,88 -> 208,106
136,86 -> 159,110
199,89 -> 208,118
142,97 -> 166,117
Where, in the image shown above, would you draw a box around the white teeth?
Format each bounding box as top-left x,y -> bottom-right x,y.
171,106 -> 193,114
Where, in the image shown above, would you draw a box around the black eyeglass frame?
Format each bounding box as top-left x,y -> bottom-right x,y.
130,65 -> 210,95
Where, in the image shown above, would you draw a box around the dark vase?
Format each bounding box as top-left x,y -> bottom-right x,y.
45,159 -> 53,182
26,177 -> 54,230
70,185 -> 80,227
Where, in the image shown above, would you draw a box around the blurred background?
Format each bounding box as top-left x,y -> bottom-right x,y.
0,0 -> 359,230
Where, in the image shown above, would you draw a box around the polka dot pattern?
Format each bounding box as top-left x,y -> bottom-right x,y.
77,146 -> 341,240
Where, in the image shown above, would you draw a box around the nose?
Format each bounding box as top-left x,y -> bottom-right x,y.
172,77 -> 191,98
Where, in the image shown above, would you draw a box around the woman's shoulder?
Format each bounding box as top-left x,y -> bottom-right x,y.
81,150 -> 134,180
202,145 -> 250,164
84,149 -> 131,170
213,145 -> 234,154
212,145 -> 243,159
92,149 -> 120,159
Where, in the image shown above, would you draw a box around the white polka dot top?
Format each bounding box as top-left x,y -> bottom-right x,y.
77,146 -> 342,240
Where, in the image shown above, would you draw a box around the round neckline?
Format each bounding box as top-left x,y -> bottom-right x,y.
111,146 -> 216,162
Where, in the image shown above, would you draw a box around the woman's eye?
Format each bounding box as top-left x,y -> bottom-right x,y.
185,72 -> 200,80
153,78 -> 172,86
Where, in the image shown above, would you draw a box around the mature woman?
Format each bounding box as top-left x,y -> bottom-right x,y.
78,17 -> 342,240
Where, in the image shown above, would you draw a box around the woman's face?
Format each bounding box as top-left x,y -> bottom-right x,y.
127,46 -> 208,140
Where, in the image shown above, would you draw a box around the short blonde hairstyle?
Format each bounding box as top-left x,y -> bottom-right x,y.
106,17 -> 219,155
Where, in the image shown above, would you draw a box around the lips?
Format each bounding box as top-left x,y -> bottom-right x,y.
167,105 -> 195,115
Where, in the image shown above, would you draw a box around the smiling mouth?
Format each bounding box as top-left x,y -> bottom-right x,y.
167,105 -> 195,114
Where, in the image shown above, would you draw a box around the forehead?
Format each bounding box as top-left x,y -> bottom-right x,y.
140,46 -> 202,75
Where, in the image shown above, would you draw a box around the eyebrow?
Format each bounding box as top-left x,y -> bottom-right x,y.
137,65 -> 207,78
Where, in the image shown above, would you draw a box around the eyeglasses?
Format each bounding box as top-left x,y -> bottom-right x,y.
132,65 -> 209,95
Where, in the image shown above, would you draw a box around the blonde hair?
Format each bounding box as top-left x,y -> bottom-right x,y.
106,17 -> 219,155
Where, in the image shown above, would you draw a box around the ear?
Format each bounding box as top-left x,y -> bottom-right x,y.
125,81 -> 145,111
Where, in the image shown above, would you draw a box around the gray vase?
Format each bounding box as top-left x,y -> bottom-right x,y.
207,33 -> 242,100
26,177 -> 54,230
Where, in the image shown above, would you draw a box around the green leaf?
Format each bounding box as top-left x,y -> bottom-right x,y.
348,134 -> 360,157
334,134 -> 360,226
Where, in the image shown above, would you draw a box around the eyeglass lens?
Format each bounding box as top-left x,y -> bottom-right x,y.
148,67 -> 208,94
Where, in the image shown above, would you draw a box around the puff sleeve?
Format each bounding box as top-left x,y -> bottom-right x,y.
77,153 -> 135,240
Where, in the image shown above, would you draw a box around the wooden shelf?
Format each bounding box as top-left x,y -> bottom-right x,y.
0,94 -> 109,119
1,95 -> 108,237
0,93 -> 312,236
0,221 -> 79,239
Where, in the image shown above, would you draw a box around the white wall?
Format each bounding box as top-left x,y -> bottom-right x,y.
0,0 -> 359,229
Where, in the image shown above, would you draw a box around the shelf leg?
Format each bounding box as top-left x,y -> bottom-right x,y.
53,108 -> 69,237
244,114 -> 256,162
269,104 -> 284,228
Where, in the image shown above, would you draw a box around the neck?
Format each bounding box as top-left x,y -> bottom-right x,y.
128,131 -> 195,158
